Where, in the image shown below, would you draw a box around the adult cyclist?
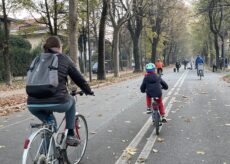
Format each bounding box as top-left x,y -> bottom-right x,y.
26,36 -> 94,146
195,55 -> 204,76
140,63 -> 168,122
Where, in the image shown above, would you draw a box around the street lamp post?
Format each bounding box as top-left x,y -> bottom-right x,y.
87,0 -> 92,82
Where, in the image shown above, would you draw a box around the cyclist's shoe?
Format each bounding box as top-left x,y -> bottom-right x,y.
161,116 -> 167,123
66,135 -> 80,146
146,108 -> 152,114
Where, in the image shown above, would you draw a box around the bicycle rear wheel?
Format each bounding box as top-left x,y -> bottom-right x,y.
154,111 -> 160,135
64,114 -> 88,164
22,128 -> 52,164
199,70 -> 202,80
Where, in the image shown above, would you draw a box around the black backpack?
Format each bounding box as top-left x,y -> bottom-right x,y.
26,53 -> 59,98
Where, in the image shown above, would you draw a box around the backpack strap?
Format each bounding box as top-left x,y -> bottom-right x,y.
28,55 -> 40,71
48,53 -> 58,70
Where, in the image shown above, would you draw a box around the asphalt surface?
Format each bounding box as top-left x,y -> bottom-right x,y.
0,67 -> 229,164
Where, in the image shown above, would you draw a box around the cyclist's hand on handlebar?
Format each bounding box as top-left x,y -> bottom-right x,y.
88,91 -> 95,96
84,90 -> 95,96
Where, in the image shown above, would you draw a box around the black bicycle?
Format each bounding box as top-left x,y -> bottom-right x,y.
151,97 -> 162,135
22,90 -> 88,164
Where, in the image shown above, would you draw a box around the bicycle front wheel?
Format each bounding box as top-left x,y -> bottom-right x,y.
64,114 -> 88,164
22,128 -> 52,164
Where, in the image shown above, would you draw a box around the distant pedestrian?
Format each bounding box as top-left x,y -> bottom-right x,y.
175,61 -> 181,72
212,59 -> 217,72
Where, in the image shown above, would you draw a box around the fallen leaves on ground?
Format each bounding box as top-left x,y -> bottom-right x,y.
121,147 -> 137,161
152,148 -> 159,153
0,106 -> 26,116
200,91 -> 208,94
157,137 -> 165,143
0,94 -> 26,108
0,81 -> 25,91
126,147 -> 137,155
90,131 -> 97,134
0,145 -> 6,149
196,150 -> 205,155
184,118 -> 192,123
137,157 -> 146,163
97,114 -> 103,117
223,76 -> 230,83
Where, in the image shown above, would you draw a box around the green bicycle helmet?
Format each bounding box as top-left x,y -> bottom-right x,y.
145,63 -> 155,73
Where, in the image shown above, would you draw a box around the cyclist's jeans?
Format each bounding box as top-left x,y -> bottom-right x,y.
28,95 -> 76,129
146,95 -> 165,116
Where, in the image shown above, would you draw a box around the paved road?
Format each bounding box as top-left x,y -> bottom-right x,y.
0,67 -> 229,164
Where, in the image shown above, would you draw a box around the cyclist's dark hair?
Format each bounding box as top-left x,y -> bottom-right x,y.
43,36 -> 62,53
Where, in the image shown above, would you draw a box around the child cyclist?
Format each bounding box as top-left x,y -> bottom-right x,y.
140,63 -> 168,122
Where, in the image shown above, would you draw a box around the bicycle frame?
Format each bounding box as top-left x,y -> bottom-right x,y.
22,90 -> 88,164
22,114 -> 69,163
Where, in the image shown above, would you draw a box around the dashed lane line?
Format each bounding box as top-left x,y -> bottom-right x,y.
134,71 -> 188,164
115,71 -> 188,164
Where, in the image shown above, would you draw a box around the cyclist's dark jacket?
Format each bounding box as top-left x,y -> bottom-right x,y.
27,53 -> 92,104
140,72 -> 168,98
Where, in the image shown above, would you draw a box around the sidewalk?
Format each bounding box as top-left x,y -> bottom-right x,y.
0,69 -> 135,98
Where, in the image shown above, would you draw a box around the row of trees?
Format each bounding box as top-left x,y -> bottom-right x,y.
1,0 -> 192,85
93,0 -> 191,79
192,0 -> 230,68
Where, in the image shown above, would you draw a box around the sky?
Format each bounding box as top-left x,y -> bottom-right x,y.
9,0 -> 195,19
183,0 -> 195,6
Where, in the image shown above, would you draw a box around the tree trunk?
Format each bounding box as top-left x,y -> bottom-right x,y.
208,34 -> 214,66
69,0 -> 79,68
213,34 -> 220,68
54,0 -> 58,35
2,0 -> 12,85
112,27 -> 120,77
97,0 -> 110,80
133,35 -> 141,72
151,16 -> 162,63
45,0 -> 54,35
151,37 -> 159,63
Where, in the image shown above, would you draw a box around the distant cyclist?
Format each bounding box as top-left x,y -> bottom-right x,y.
26,36 -> 94,146
155,59 -> 164,75
195,55 -> 204,76
140,63 -> 168,122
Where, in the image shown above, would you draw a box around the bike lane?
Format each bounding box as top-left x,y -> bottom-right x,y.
143,69 -> 230,164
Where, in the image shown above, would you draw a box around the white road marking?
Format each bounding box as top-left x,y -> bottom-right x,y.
134,71 -> 188,164
0,116 -> 33,130
115,71 -> 188,164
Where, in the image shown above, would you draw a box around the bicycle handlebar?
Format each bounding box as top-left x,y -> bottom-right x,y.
70,90 -> 95,96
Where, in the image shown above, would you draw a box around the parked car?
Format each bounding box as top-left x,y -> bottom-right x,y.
92,62 -> 111,74
92,62 -> 98,74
